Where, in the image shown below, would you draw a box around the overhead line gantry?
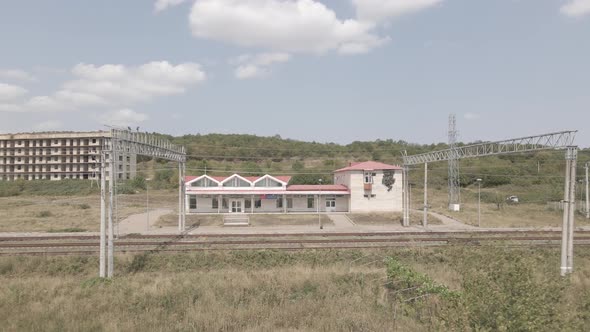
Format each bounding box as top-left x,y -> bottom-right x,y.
402,130 -> 578,276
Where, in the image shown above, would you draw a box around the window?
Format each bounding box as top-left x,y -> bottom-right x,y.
255,199 -> 262,208
245,199 -> 251,209
326,196 -> 336,208
255,177 -> 282,187
276,198 -> 283,208
363,194 -> 376,198
223,177 -> 251,187
364,172 -> 374,184
92,139 -> 96,144
192,177 -> 218,187
119,156 -> 123,161
287,198 -> 293,209
189,196 -> 197,209
307,195 -> 314,209
212,198 -> 219,209
222,198 -> 228,209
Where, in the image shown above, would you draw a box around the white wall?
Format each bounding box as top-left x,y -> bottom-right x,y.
344,170 -> 403,212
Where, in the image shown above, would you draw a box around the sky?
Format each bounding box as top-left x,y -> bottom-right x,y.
0,0 -> 589,146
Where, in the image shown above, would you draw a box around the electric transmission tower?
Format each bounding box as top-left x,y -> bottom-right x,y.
448,114 -> 461,211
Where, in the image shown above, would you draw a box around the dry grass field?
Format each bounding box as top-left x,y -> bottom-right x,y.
249,214 -> 333,227
1,248 -> 589,331
413,188 -> 590,228
0,190 -> 178,232
347,211 -> 442,226
155,214 -> 223,227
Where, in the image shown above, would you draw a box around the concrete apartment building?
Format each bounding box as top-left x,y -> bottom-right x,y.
0,131 -> 136,181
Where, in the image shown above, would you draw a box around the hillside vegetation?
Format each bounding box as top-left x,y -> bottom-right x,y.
2,133 -> 588,199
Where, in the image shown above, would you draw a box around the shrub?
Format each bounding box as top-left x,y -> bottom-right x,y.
36,211 -> 53,218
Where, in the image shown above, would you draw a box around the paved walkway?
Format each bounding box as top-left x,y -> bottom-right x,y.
3,209 -> 589,237
327,214 -> 356,227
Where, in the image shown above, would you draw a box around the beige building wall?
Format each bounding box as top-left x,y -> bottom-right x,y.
336,170 -> 403,212
0,132 -> 136,181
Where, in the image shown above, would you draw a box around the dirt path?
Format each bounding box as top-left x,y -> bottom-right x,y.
327,214 -> 356,227
117,208 -> 173,234
423,210 -> 476,229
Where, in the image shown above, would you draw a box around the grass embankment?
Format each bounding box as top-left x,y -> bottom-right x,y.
1,248 -> 590,331
348,211 -> 442,226
0,190 -> 177,232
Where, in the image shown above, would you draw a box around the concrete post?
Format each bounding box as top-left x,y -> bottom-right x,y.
423,163 -> 428,228
567,150 -> 577,273
586,163 -> 589,219
107,146 -> 115,278
99,152 -> 106,278
178,163 -> 183,232
561,147 -> 577,276
560,154 -> 571,277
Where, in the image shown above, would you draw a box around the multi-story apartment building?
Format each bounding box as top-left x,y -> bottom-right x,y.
0,131 -> 136,181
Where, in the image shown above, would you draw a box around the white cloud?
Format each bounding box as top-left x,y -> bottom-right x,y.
0,69 -> 37,82
154,0 -> 188,12
0,83 -> 28,101
189,0 -> 387,55
99,109 -> 149,127
33,120 -> 63,131
561,0 -> 590,17
0,61 -> 206,113
353,0 -> 443,23
232,52 -> 291,79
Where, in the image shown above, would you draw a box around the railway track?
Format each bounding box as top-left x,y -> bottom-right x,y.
1,230 -> 590,256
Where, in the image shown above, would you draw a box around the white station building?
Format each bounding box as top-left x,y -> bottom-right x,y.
185,161 -> 403,214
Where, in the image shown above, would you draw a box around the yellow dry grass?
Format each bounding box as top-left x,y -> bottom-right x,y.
249,214 -> 333,227
0,190 -> 178,232
416,188 -> 590,228
348,211 -> 442,226
155,214 -> 223,227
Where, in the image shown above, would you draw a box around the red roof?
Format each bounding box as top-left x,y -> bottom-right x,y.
334,161 -> 402,172
287,184 -> 349,192
185,174 -> 292,184
185,175 -> 199,182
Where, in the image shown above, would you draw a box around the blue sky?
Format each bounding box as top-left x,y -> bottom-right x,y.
0,0 -> 589,146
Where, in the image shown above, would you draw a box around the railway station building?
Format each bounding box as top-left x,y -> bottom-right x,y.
185,161 -> 403,214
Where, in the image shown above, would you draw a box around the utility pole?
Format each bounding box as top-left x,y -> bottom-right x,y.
561,146 -> 577,276
107,144 -> 116,278
99,151 -> 106,278
476,179 -> 482,228
586,162 -> 589,219
448,114 -> 460,211
318,178 -> 323,229
146,179 -> 149,232
423,163 -> 428,227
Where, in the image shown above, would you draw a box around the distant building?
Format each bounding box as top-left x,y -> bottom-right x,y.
185,161 -> 402,214
0,131 -> 136,181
